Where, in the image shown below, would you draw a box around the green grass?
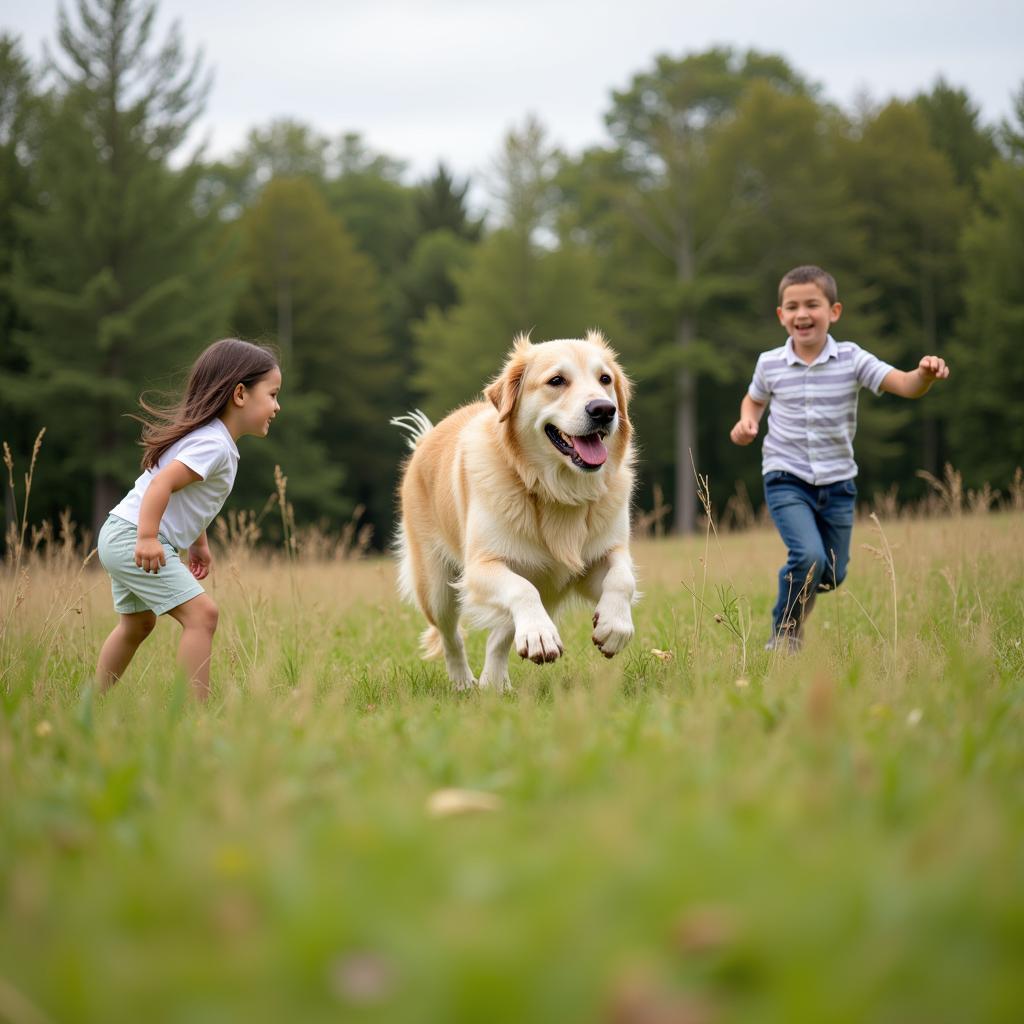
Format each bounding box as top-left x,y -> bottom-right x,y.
1,513 -> 1022,1023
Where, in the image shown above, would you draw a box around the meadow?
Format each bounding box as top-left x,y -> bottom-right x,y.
1,506 -> 1022,1023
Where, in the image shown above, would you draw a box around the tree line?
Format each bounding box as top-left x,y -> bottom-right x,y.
3,0 -> 1022,548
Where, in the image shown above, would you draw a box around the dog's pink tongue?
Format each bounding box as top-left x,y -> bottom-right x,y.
572,433 -> 608,466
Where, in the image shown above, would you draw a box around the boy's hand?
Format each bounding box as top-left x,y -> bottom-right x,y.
918,355 -> 949,381
188,540 -> 213,580
730,417 -> 759,446
135,536 -> 166,574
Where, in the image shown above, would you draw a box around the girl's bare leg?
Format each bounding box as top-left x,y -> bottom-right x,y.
96,611 -> 158,691
166,594 -> 219,701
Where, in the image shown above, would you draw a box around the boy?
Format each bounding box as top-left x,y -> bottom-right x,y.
730,265 -> 949,650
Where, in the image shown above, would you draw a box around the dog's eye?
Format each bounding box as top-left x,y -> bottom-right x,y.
547,375 -> 566,387
599,373 -> 612,385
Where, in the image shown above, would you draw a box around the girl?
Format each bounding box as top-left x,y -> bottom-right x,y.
96,339 -> 282,700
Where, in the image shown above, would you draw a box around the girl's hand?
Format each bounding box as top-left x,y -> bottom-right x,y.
188,541 -> 213,580
918,355 -> 949,381
730,417 -> 759,446
135,536 -> 167,574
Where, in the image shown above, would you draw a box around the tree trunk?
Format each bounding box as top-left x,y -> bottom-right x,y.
920,257 -> 939,475
277,272 -> 293,363
673,315 -> 698,534
276,218 -> 293,363
673,223 -> 698,534
671,354 -> 696,532
92,365 -> 122,539
92,471 -> 121,540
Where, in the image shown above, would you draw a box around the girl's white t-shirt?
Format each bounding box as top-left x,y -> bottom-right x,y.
110,418 -> 240,549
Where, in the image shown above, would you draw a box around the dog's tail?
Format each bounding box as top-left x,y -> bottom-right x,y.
390,409 -> 434,451
420,625 -> 444,660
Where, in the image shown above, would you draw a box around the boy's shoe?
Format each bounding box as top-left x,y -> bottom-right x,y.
764,633 -> 803,654
766,594 -> 815,653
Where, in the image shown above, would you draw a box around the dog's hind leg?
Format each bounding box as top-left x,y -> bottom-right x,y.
421,556 -> 476,689
399,527 -> 476,689
432,579 -> 476,690
479,621 -> 514,692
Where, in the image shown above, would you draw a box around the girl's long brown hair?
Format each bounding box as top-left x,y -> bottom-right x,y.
136,338 -> 279,470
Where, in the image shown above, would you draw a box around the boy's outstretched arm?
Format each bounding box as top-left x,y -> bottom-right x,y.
880,355 -> 950,398
730,394 -> 766,446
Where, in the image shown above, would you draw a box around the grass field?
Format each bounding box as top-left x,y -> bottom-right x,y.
1,511 -> 1022,1023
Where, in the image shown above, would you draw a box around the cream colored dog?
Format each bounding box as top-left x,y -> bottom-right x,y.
391,331 -> 637,690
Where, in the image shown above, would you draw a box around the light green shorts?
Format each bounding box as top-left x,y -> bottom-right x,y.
97,515 -> 204,616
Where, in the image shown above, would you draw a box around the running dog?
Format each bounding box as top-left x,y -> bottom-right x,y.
391,331 -> 637,690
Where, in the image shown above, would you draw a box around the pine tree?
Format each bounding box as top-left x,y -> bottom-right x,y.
5,0 -> 230,534
395,162 -> 483,355
0,34 -> 38,358
412,121 -> 621,418
413,163 -> 483,241
0,34 -> 42,537
915,79 -> 998,195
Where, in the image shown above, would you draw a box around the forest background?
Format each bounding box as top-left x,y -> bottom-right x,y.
2,0 -> 1023,547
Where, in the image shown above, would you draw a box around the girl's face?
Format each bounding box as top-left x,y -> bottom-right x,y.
239,367 -> 282,437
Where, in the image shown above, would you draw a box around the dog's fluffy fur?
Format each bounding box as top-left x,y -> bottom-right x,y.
392,331 -> 637,690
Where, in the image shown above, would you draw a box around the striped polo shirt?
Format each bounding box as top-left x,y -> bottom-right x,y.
748,335 -> 894,485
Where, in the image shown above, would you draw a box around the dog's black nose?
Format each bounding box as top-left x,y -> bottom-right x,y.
585,399 -> 617,425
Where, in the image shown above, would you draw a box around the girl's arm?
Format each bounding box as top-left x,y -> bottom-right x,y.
188,530 -> 212,580
730,394 -> 766,446
135,460 -> 202,573
880,356 -> 950,398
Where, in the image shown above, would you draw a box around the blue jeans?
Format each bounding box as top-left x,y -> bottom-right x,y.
763,471 -> 856,639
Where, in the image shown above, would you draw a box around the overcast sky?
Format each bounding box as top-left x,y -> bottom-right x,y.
6,0 -> 1023,187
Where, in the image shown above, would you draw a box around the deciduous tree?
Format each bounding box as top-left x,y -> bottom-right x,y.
602,48 -> 810,530
841,101 -> 967,480
947,89 -> 1024,485
231,176 -> 400,533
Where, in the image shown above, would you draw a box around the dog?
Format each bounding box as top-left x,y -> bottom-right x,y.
391,331 -> 637,690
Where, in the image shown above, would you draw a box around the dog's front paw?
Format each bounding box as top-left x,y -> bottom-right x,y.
515,617 -> 564,664
592,602 -> 634,658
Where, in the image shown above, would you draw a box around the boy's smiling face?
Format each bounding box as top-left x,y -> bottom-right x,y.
777,282 -> 842,357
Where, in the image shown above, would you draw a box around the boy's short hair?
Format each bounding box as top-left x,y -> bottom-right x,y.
778,265 -> 838,304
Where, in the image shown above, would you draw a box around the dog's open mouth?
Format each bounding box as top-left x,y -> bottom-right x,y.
545,424 -> 608,471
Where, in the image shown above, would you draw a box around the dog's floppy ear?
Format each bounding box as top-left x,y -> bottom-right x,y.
612,367 -> 633,440
485,333 -> 532,423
